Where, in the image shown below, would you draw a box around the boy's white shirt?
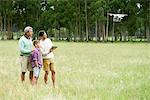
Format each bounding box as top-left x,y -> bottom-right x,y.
40,38 -> 54,59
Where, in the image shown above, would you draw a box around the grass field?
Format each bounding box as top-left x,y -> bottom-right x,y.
0,41 -> 150,100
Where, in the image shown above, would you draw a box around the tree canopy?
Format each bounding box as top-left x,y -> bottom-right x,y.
0,0 -> 149,42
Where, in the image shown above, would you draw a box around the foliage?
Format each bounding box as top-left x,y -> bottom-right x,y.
0,0 -> 149,41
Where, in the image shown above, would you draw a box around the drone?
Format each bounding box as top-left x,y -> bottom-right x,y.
108,13 -> 128,22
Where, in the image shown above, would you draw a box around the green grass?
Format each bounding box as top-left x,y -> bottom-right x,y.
0,41 -> 150,100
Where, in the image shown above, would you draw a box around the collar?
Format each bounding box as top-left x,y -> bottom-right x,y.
35,48 -> 40,51
24,34 -> 30,39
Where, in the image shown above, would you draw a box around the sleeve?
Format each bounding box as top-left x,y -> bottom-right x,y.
40,47 -> 49,56
19,39 -> 31,53
32,51 -> 38,61
49,39 -> 53,47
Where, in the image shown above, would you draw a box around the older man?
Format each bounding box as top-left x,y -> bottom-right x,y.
19,26 -> 33,82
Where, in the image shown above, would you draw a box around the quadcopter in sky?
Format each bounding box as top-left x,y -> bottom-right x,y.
108,13 -> 128,22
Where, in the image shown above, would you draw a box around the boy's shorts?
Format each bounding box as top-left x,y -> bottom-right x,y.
20,56 -> 33,72
33,67 -> 41,78
43,59 -> 55,72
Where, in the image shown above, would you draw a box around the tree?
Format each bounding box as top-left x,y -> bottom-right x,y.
85,0 -> 88,42
0,0 -> 148,42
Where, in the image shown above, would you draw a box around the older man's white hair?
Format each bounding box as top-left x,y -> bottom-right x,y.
24,26 -> 33,34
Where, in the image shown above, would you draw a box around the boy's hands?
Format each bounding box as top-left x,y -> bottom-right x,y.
34,60 -> 38,67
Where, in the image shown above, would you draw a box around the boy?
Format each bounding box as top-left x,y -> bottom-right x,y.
31,40 -> 42,85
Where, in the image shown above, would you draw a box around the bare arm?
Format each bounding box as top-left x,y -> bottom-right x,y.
40,48 -> 51,56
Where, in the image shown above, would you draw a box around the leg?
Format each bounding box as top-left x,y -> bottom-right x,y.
32,67 -> 41,85
43,59 -> 50,84
51,70 -> 56,88
50,61 -> 56,88
20,56 -> 28,82
21,72 -> 26,82
29,71 -> 33,83
32,76 -> 37,85
44,71 -> 49,84
27,56 -> 33,83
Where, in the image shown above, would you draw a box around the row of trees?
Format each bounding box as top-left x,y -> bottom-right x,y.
0,0 -> 149,42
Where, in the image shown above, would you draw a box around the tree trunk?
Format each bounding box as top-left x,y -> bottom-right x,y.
95,20 -> 98,42
7,18 -> 11,40
67,29 -> 71,42
74,26 -> 77,42
119,30 -> 122,42
112,21 -> 115,42
102,23 -> 106,42
54,29 -> 57,41
144,0 -> 150,42
74,0 -> 78,42
78,0 -> 81,42
7,17 -> 13,40
146,24 -> 150,42
124,35 -> 127,42
80,21 -> 84,42
85,0 -> 88,42
0,15 -> 2,32
2,14 -> 7,40
98,23 -> 102,42
58,27 -> 61,40
106,12 -> 109,42
11,18 -> 13,39
146,11 -> 150,42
